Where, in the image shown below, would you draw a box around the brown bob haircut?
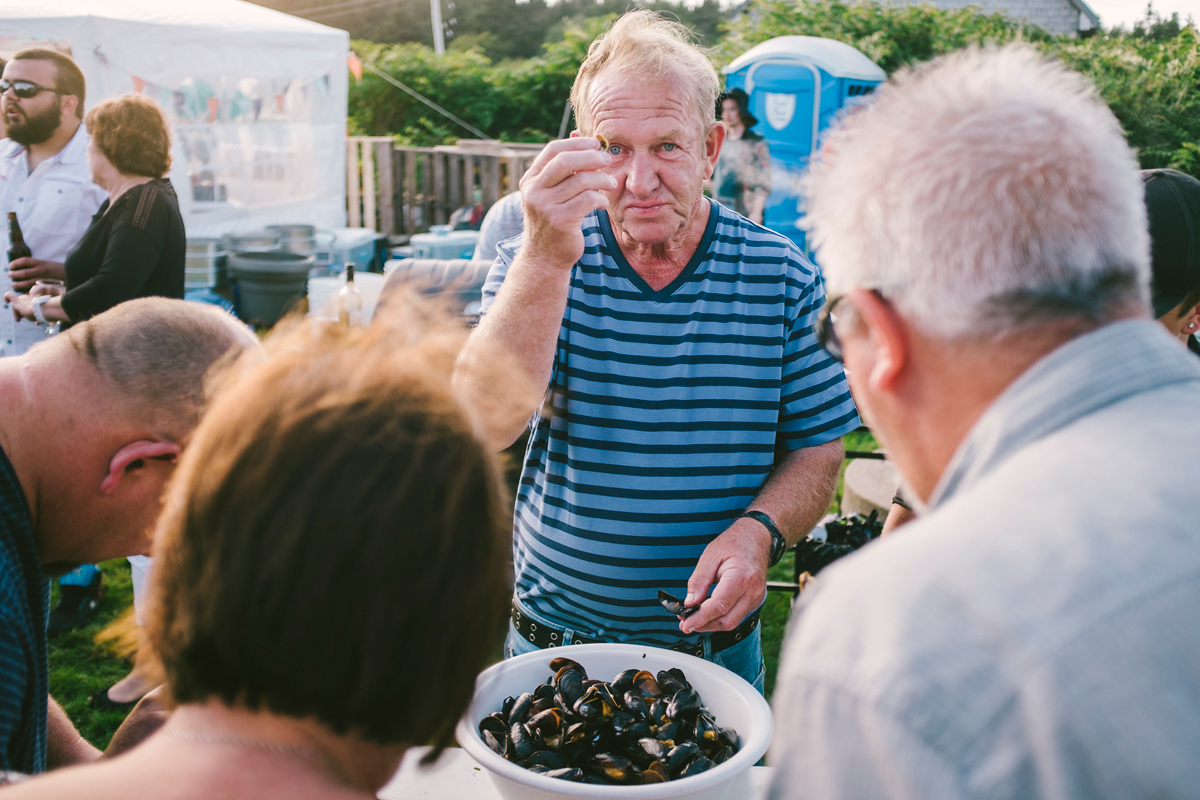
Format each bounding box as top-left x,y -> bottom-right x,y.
85,94 -> 172,178
146,297 -> 513,750
11,48 -> 85,118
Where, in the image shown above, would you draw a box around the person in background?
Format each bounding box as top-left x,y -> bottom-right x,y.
0,49 -> 110,639
472,190 -> 524,263
1144,168 -> 1200,354
880,166 -> 1200,539
0,299 -> 257,781
769,46 -> 1200,798
455,11 -> 857,690
4,91 -> 186,712
709,88 -> 770,224
0,301 -> 512,799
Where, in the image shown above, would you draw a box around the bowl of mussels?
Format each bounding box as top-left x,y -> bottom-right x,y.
456,643 -> 773,800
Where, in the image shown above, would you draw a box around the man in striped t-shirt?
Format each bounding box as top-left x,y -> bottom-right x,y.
455,11 -> 859,688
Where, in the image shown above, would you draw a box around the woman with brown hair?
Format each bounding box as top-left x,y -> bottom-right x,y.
4,93 -> 184,327
0,304 -> 515,797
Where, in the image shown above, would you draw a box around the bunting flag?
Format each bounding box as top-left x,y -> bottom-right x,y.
206,96 -> 219,123
252,98 -> 263,121
132,76 -> 146,93
347,52 -> 363,83
274,93 -> 285,113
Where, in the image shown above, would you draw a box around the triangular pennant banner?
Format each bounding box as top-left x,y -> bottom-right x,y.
347,53 -> 363,83
206,96 -> 219,123
132,76 -> 146,93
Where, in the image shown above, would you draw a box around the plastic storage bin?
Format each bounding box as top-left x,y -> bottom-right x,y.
410,229 -> 480,260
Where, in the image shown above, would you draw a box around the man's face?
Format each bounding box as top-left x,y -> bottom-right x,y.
2,59 -> 66,146
590,71 -> 720,247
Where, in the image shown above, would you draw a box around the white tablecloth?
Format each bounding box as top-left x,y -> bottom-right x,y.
378,747 -> 773,800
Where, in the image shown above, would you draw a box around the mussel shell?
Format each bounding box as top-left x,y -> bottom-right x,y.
510,722 -> 534,759
657,670 -> 688,696
500,696 -> 516,721
680,755 -> 714,778
526,750 -> 569,770
555,668 -> 585,709
636,737 -> 669,762
633,670 -> 662,698
619,721 -> 653,743
482,729 -> 508,758
650,699 -> 669,726
718,725 -> 740,750
611,669 -> 641,696
610,710 -> 638,737
712,745 -> 734,765
623,690 -> 650,721
574,684 -> 617,723
695,711 -> 720,745
527,708 -> 565,736
529,696 -> 555,716
546,767 -> 585,782
667,688 -> 702,721
479,712 -> 508,737
534,683 -> 556,701
642,760 -> 670,784
509,692 -> 534,725
549,657 -> 587,680
656,720 -> 683,743
665,741 -> 700,775
588,752 -> 634,783
526,764 -> 550,774
663,668 -> 691,691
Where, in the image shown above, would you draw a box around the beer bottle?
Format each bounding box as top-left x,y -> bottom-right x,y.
7,212 -> 31,263
338,262 -> 363,327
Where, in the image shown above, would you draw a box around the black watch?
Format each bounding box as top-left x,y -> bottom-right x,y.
741,510 -> 787,567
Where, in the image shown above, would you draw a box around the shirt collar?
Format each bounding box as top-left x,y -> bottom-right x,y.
928,319 -> 1200,510
0,121 -> 88,165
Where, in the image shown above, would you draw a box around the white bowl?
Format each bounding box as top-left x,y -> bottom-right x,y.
456,643 -> 773,800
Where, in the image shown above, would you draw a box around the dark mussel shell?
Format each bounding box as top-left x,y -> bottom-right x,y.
482,729 -> 508,758
611,668 -> 641,696
713,745 -> 734,765
633,670 -> 663,698
663,668 -> 691,691
509,692 -> 535,726
479,712 -> 508,737
657,670 -> 688,696
664,741 -> 700,775
667,688 -> 702,721
510,722 -> 535,759
526,765 -> 550,774
680,755 -> 714,778
655,719 -> 682,744
610,710 -> 638,738
642,760 -> 670,784
530,696 -> 556,717
574,683 -> 617,723
527,708 -> 565,736
555,667 -> 585,709
588,752 -> 635,783
549,657 -> 587,679
658,590 -> 699,618
533,683 -> 556,701
559,722 -> 590,759
650,698 -> 670,726
619,721 -> 653,743
526,750 -> 569,770
623,690 -> 650,721
546,767 -> 585,782
501,696 -> 516,721
695,711 -> 720,746
636,737 -> 669,762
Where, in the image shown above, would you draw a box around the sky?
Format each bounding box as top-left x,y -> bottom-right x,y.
1085,0 -> 1198,28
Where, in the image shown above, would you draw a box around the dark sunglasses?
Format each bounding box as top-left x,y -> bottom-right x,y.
0,80 -> 62,99
816,290 -> 885,363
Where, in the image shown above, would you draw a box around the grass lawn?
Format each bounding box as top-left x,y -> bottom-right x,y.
49,429 -> 879,750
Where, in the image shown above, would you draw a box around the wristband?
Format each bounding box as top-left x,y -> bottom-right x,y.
740,510 -> 787,567
32,295 -> 49,325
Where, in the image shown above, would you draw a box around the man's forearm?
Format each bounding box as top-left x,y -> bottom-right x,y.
453,256 -> 573,451
749,439 -> 844,546
45,697 -> 100,770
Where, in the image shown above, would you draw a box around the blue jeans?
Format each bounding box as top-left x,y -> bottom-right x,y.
58,563 -> 101,587
503,609 -> 765,695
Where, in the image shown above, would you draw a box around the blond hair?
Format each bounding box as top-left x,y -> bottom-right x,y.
62,298 -> 259,442
570,10 -> 719,139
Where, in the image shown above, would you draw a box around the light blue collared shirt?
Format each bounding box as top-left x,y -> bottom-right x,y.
769,320 -> 1200,800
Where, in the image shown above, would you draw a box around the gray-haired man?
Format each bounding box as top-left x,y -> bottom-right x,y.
769,47 -> 1200,798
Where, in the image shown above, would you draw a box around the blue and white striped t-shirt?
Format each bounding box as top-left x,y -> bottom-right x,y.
482,200 -> 859,646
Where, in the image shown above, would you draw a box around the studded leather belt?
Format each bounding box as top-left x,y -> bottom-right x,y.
510,601 -> 760,658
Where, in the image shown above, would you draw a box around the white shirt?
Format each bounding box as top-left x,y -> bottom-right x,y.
0,123 -> 106,355
769,321 -> 1200,800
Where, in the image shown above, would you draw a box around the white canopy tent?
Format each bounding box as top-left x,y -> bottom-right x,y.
0,0 -> 349,237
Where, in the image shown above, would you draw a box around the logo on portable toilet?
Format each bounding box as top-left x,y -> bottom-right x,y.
764,93 -> 796,130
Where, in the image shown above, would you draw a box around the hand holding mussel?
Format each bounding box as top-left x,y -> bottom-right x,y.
658,590 -> 699,618
479,659 -> 740,784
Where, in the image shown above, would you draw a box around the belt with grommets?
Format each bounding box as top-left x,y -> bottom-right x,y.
510,601 -> 760,658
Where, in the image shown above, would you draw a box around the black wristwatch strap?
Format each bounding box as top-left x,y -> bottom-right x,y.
741,510 -> 787,567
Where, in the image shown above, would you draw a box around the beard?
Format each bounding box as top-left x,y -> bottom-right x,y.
6,103 -> 62,146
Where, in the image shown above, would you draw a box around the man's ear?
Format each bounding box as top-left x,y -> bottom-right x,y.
59,93 -> 79,120
99,440 -> 181,495
846,287 -> 908,394
706,122 -> 726,174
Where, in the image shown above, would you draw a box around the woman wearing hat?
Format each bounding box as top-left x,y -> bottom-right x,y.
1144,169 -> 1200,356
711,88 -> 771,224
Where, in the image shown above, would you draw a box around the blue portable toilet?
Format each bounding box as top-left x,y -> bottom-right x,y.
723,36 -> 886,251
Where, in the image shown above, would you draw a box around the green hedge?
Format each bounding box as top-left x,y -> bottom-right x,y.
349,1 -> 1199,178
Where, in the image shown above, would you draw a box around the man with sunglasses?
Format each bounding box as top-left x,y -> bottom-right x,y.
0,50 -> 108,636
769,47 -> 1200,799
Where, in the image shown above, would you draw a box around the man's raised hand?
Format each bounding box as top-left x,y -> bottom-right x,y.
518,137 -> 615,269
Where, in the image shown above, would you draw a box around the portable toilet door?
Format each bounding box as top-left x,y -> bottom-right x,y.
723,36 -> 886,252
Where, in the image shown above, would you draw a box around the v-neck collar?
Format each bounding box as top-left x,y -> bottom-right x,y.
597,198 -> 718,302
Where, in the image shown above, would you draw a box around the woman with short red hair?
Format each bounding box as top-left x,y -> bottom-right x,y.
5,93 -> 184,327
